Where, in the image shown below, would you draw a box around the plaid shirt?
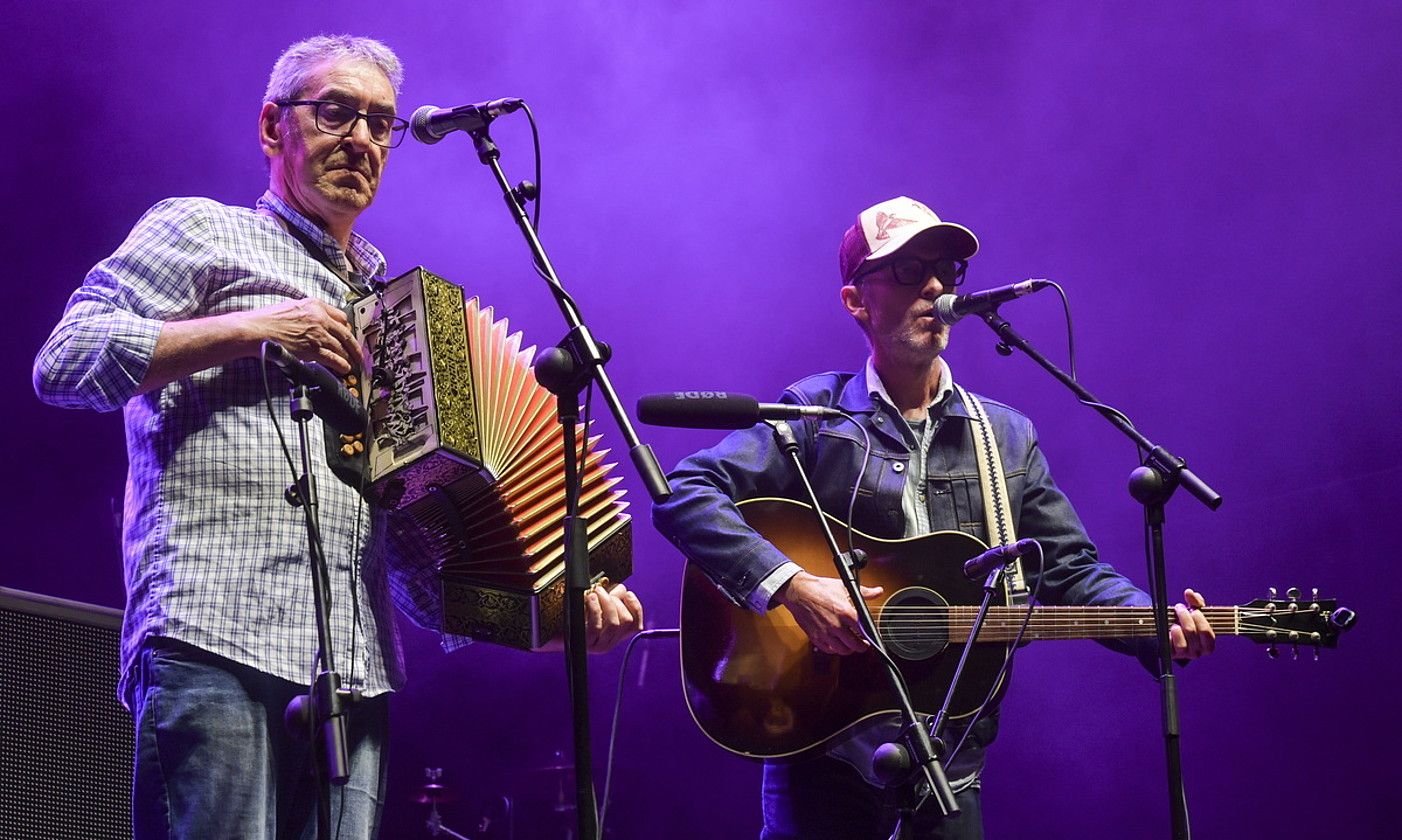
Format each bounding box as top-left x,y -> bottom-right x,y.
32,191 -> 434,709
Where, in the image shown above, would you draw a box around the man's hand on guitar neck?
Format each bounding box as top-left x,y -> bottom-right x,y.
772,571 -> 884,655
1171,588 -> 1216,662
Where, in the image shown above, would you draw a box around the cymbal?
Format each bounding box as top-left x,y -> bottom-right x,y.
413,782 -> 459,804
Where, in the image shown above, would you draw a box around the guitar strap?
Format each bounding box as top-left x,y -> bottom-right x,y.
954,384 -> 1029,603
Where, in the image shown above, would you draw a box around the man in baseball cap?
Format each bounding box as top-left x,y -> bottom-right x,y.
653,195 -> 1215,838
836,196 -> 980,369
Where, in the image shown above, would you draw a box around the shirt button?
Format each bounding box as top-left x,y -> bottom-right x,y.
892,462 -> 905,473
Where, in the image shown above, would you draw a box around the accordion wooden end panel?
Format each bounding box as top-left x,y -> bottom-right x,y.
354,267 -> 633,650
442,519 -> 634,650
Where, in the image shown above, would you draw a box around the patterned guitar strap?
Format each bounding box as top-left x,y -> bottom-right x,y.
954,384 -> 1030,605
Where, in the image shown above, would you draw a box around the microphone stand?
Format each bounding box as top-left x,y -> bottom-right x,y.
765,419 -> 959,828
879,550 -> 1017,837
462,122 -> 672,840
974,308 -> 1221,840
279,380 -> 353,840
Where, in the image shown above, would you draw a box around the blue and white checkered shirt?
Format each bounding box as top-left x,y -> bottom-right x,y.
32,191 -> 435,709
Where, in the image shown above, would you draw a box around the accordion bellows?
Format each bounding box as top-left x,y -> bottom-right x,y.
352,267 -> 632,650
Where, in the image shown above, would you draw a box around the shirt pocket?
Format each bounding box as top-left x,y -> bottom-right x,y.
813,430 -> 907,536
929,474 -> 991,543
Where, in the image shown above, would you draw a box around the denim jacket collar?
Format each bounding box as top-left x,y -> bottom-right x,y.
834,361 -> 975,422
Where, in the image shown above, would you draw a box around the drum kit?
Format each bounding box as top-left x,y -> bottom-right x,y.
415,754 -> 579,840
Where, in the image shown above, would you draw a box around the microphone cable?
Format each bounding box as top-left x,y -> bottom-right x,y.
1038,281 -> 1140,448
598,627 -> 681,836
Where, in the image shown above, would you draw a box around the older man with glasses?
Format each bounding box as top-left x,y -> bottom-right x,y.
34,35 -> 642,839
653,196 -> 1215,838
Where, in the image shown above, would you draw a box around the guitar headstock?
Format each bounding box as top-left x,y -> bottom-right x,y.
1239,587 -> 1356,658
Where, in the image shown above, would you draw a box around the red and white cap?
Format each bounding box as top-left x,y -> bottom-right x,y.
838,196 -> 979,283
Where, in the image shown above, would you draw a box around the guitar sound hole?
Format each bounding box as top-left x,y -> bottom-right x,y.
879,587 -> 948,661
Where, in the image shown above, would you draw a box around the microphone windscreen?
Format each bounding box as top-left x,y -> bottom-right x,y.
934,293 -> 961,326
636,393 -> 760,429
410,105 -> 442,144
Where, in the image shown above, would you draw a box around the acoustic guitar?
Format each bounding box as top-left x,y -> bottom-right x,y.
680,498 -> 1355,759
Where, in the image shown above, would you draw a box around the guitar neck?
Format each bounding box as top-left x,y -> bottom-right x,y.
930,605 -> 1244,642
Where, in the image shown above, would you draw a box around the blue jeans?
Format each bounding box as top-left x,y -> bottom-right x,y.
131,638 -> 389,839
761,755 -> 983,840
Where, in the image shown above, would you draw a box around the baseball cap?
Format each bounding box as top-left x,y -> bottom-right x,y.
839,196 -> 980,283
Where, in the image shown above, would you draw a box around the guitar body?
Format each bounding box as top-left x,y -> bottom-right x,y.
680,498 -> 1011,760
680,499 -> 1356,760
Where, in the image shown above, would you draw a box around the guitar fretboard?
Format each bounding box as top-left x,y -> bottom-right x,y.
872,605 -> 1324,643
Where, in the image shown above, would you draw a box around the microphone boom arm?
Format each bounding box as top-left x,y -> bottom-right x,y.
972,305 -> 1219,840
976,310 -> 1219,508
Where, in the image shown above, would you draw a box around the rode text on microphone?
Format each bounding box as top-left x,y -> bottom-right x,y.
636,391 -> 844,430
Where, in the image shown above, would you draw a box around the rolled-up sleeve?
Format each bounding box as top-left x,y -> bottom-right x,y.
33,199 -> 215,411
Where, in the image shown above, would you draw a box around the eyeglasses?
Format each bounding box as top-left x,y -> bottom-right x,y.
854,256 -> 968,288
276,99 -> 409,148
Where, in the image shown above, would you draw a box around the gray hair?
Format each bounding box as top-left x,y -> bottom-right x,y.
264,35 -> 404,103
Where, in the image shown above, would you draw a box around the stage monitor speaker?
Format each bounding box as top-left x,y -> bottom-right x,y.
0,587 -> 132,840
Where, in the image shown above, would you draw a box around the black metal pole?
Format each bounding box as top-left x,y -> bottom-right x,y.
1131,468 -> 1190,838
461,124 -> 674,840
766,419 -> 959,821
283,382 -> 350,840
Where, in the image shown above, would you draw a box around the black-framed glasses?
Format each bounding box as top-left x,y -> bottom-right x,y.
276,99 -> 409,148
855,256 -> 968,288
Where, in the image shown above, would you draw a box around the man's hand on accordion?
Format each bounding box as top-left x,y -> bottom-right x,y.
586,582 -> 644,653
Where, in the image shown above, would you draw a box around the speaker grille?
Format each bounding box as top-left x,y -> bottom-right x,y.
0,588 -> 132,840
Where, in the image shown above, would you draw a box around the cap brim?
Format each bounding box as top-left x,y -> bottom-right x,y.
866,221 -> 980,267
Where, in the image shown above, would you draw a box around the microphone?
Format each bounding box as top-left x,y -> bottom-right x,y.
963,539 -> 1039,580
934,279 -> 1051,325
410,98 -> 524,144
636,392 -> 844,430
262,342 -> 367,434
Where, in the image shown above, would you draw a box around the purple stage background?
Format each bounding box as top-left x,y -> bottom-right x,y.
4,2 -> 1397,837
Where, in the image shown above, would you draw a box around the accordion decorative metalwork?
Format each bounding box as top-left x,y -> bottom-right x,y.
351,267 -> 632,650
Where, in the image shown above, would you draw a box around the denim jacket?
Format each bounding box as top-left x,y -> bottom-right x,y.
654,370 -> 1154,626
652,368 -> 1157,786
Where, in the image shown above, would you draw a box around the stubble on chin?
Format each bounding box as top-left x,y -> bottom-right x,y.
931,326 -> 950,355
315,169 -> 376,211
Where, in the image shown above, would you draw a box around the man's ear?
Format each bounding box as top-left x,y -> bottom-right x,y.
258,102 -> 283,159
840,283 -> 868,327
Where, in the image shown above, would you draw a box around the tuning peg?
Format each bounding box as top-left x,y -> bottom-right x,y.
1291,644 -> 1299,660
1268,587 -> 1278,599
1312,647 -> 1320,661
1287,586 -> 1301,601
1266,645 -> 1278,659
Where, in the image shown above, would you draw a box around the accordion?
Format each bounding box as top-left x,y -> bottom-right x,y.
350,267 -> 632,650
